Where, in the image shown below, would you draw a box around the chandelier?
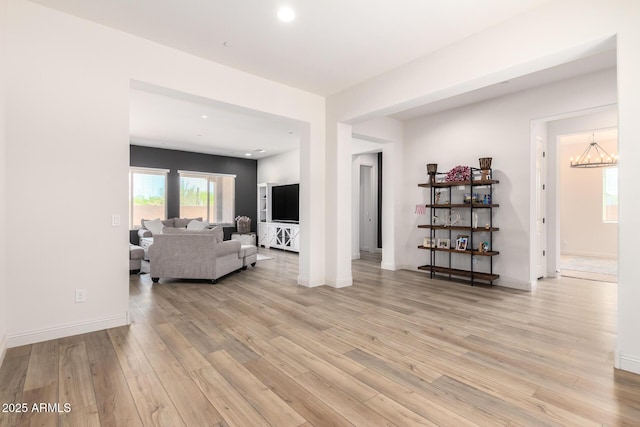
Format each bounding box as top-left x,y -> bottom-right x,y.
570,133 -> 617,168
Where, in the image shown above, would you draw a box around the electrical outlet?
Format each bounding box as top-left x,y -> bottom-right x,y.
75,289 -> 86,303
111,214 -> 121,227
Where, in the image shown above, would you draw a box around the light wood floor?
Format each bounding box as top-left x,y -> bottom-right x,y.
2,248 -> 640,426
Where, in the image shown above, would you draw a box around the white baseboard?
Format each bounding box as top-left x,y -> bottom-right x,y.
7,313 -> 130,347
381,262 -> 398,271
326,277 -> 353,288
352,253 -> 361,260
0,333 -> 7,368
619,353 -> 640,375
495,278 -> 534,291
561,250 -> 617,259
297,276 -> 325,288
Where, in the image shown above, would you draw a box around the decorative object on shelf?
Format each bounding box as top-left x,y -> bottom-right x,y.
483,194 -> 492,205
445,165 -> 471,182
472,212 -> 478,229
463,193 -> 480,204
485,223 -> 490,230
423,237 -> 435,248
442,210 -> 461,227
570,133 -> 617,168
437,238 -> 450,249
235,215 -> 251,234
478,241 -> 489,252
479,157 -> 492,180
426,163 -> 438,183
435,190 -> 441,204
415,204 -> 427,215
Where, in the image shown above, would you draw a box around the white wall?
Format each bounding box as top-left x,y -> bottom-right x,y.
560,137 -> 617,258
5,0 -> 325,346
327,0 -> 640,374
402,69 -> 616,289
0,0 -> 8,365
257,149 -> 300,185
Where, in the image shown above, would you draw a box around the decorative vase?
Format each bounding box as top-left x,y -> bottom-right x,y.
479,157 -> 492,180
426,163 -> 438,183
236,218 -> 251,234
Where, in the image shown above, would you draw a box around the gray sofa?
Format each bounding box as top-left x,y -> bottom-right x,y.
148,227 -> 243,284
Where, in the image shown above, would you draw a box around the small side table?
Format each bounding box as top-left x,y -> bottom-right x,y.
231,232 -> 257,246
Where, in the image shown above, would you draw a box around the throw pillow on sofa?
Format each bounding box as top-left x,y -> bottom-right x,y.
186,219 -> 209,231
143,218 -> 164,235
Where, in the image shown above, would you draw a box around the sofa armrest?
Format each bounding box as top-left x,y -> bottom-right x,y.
217,239 -> 241,256
138,229 -> 152,238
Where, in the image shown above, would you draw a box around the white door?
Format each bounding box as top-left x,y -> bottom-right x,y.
536,137 -> 547,279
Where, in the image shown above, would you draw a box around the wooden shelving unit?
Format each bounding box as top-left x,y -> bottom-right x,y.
418,167 -> 499,286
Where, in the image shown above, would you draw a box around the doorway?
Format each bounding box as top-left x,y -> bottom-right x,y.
558,128 -> 618,282
359,165 -> 374,252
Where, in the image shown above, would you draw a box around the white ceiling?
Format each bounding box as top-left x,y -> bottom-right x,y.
129,82 -> 302,159
32,0 -> 617,159
32,0 -> 551,96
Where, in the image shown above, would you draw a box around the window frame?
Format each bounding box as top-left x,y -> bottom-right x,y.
129,167 -> 169,229
178,170 -> 236,225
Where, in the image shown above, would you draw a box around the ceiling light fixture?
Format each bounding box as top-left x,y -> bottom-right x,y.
245,153 -> 253,157
277,7 -> 295,22
222,41 -> 232,48
570,133 -> 617,168
254,149 -> 266,153
201,115 -> 208,119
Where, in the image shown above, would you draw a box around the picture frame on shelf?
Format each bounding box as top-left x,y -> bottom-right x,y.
423,237 -> 435,248
455,235 -> 469,251
437,238 -> 450,249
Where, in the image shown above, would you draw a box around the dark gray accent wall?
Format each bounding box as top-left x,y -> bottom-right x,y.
129,145 -> 257,243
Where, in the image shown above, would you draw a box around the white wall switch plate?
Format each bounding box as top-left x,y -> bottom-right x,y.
75,289 -> 86,303
111,214 -> 121,227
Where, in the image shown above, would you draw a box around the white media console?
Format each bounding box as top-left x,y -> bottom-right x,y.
257,222 -> 299,252
257,182 -> 300,252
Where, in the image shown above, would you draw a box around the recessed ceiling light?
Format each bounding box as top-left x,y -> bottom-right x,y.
196,134 -> 203,137
245,153 -> 253,157
201,115 -> 208,119
288,131 -> 293,134
277,7 -> 295,22
223,41 -> 232,48
254,149 -> 266,153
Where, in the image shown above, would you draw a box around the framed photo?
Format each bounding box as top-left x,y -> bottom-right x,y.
455,235 -> 469,251
423,237 -> 435,248
437,238 -> 450,249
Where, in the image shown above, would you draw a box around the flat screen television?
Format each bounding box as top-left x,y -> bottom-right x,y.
271,183 -> 299,223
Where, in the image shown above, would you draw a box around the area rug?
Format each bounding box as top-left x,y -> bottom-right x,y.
560,255 -> 617,283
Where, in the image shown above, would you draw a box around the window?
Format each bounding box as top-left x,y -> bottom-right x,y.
603,167 -> 618,223
129,167 -> 168,229
179,171 -> 236,224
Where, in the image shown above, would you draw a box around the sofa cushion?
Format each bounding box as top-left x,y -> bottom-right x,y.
141,218 -> 174,230
186,219 -> 209,230
210,225 -> 224,243
174,217 -> 203,228
143,218 -> 164,235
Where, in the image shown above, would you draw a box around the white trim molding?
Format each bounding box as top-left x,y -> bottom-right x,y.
327,277 -> 353,288
7,313 -> 129,347
297,276 -> 325,288
619,353 -> 640,375
381,263 -> 398,271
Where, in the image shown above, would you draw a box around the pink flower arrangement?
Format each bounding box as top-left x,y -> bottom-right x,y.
445,165 -> 471,182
